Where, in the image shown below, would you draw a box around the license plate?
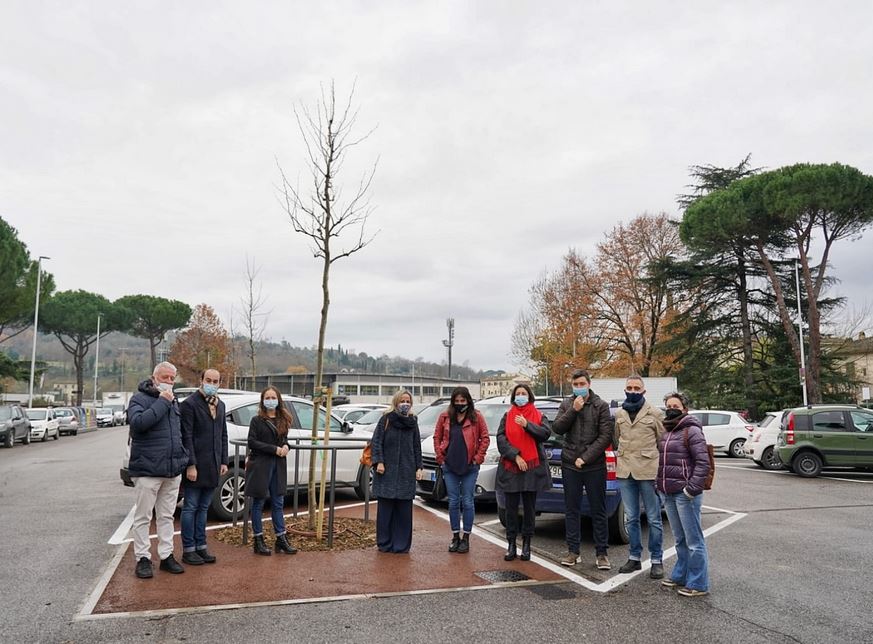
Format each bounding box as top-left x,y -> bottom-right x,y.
549,465 -> 562,480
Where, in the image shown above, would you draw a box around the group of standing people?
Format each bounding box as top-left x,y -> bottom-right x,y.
127,362 -> 709,597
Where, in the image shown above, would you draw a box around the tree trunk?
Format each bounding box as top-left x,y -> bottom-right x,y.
799,251 -> 823,403
74,345 -> 85,407
149,337 -> 158,369
736,250 -> 759,418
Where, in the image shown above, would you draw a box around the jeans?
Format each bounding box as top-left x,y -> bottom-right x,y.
181,485 -> 214,552
662,491 -> 709,591
251,461 -> 285,536
442,464 -> 479,533
618,476 -> 663,563
562,466 -> 608,555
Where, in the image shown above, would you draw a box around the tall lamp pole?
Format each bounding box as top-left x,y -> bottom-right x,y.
93,313 -> 103,407
442,318 -> 455,379
27,256 -> 50,408
795,259 -> 808,406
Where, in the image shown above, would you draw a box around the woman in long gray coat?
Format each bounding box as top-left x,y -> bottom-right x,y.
371,390 -> 423,553
496,384 -> 551,561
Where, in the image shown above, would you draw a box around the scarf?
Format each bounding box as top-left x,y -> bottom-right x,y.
503,403 -> 543,473
663,412 -> 691,433
390,410 -> 418,430
201,390 -> 218,419
622,396 -> 646,415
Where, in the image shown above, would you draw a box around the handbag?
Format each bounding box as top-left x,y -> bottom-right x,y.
683,426 -> 715,490
360,416 -> 389,466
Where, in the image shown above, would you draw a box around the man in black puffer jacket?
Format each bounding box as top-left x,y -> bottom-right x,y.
127,362 -> 189,579
551,369 -> 614,571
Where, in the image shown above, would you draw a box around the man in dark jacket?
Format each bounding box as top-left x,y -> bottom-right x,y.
179,369 -> 228,565
551,369 -> 614,570
127,362 -> 189,579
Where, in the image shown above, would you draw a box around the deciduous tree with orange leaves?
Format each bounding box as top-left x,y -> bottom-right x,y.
169,304 -> 237,386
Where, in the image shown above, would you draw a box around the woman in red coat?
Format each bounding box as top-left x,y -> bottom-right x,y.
433,387 -> 490,554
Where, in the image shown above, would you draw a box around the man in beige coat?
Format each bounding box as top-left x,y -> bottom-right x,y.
614,375 -> 665,579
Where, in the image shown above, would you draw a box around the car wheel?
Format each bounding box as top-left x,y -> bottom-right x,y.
793,452 -> 822,478
72,429 -> 78,436
42,432 -> 48,442
608,499 -> 630,545
211,469 -> 246,521
23,430 -> 30,445
4,430 -> 13,448
761,446 -> 782,471
53,429 -> 59,440
354,465 -> 374,500
729,439 -> 746,458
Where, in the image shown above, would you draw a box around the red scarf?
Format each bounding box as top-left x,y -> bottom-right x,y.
504,403 -> 543,472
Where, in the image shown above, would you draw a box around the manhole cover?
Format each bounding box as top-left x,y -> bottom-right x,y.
474,570 -> 531,583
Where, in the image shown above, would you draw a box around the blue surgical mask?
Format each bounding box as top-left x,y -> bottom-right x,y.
398,403 -> 411,415
572,387 -> 589,398
514,395 -> 529,407
156,382 -> 173,393
202,384 -> 219,397
263,399 -> 279,410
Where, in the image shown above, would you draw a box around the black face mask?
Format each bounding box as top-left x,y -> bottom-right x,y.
665,408 -> 683,420
455,404 -> 468,413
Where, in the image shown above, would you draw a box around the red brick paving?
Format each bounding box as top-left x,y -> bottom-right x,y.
94,503 -> 562,614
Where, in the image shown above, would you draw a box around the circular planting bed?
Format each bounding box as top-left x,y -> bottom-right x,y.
215,517 -> 376,552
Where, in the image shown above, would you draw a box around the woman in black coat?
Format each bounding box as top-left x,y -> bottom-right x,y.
246,387 -> 297,556
371,390 -> 423,553
496,384 -> 551,561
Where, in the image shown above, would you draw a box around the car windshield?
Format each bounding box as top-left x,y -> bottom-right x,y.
758,414 -> 778,428
416,404 -> 447,433
355,409 -> 386,425
26,409 -> 48,420
0,407 -> 14,420
55,409 -> 73,417
98,408 -> 113,415
474,404 -> 511,436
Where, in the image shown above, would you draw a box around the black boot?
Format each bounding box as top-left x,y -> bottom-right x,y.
504,537 -> 517,561
520,536 -> 531,561
448,532 -> 461,553
275,533 -> 298,555
457,533 -> 470,554
253,534 -> 272,556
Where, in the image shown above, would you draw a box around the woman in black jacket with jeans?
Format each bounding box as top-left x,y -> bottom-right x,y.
246,387 -> 297,556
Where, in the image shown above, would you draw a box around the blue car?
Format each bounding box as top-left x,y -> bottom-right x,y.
495,400 -> 629,544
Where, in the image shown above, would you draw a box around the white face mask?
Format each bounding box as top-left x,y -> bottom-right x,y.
156,382 -> 173,393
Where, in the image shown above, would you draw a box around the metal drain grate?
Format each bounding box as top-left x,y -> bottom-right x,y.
474,569 -> 531,583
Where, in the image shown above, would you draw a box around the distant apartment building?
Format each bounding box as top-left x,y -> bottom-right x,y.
238,372 -> 480,404
479,372 -> 533,398
833,333 -> 873,402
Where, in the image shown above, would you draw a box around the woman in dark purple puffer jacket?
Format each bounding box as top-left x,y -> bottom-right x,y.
656,392 -> 710,597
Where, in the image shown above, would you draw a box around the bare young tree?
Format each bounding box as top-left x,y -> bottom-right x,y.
240,257 -> 269,379
277,81 -> 377,529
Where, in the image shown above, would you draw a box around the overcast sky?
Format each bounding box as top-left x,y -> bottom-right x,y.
2,1 -> 872,372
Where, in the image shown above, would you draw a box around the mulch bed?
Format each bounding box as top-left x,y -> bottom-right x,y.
214,516 -> 376,552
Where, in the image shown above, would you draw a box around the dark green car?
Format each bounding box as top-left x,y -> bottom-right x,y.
777,405 -> 873,477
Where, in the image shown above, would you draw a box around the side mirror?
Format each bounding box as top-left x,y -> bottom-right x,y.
342,421 -> 352,433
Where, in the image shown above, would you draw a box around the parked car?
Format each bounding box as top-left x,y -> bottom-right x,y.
96,407 -> 116,427
333,404 -> 388,424
1,403 -> 31,447
54,407 -> 79,436
744,410 -> 790,470
107,405 -> 126,425
689,409 -> 756,457
120,394 -> 370,521
777,404 -> 873,477
346,407 -> 388,435
416,395 -> 629,543
26,408 -> 60,441
173,387 -> 256,402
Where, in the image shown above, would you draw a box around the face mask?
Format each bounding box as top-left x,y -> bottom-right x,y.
263,399 -> 279,410
665,408 -> 683,420
202,384 -> 219,397
625,392 -> 644,404
572,387 -> 589,397
455,404 -> 468,413
156,382 -> 173,393
514,395 -> 529,407
397,403 -> 411,415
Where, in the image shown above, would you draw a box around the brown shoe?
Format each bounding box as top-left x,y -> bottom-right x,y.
595,554 -> 611,570
560,551 -> 581,566
678,587 -> 709,597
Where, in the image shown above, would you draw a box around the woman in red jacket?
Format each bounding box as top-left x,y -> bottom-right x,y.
433,387 -> 490,553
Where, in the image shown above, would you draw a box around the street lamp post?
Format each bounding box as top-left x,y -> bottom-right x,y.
794,259 -> 808,406
93,313 -> 103,408
27,256 -> 50,408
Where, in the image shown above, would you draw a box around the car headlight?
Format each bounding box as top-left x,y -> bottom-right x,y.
484,447 -> 501,464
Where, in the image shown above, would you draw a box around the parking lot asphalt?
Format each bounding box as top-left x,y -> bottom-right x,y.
1,427 -> 871,643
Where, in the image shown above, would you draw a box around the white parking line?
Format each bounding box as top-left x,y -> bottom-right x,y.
415,500 -> 746,594
108,506 -> 136,545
